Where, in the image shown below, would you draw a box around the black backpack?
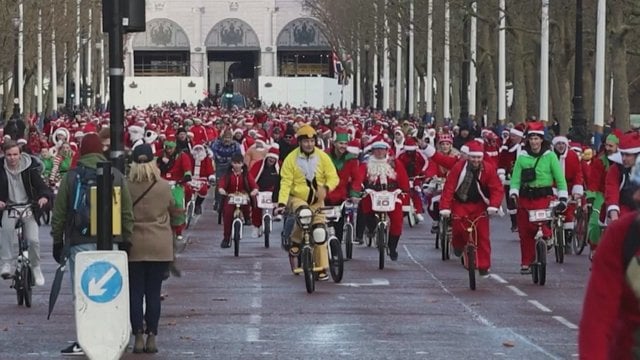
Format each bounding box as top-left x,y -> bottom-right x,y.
68,165 -> 98,236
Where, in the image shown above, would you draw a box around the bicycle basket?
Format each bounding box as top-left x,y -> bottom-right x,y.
229,194 -> 249,205
256,192 -> 274,209
528,209 -> 553,222
371,191 -> 397,212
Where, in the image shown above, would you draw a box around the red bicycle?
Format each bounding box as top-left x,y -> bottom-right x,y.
452,212 -> 488,290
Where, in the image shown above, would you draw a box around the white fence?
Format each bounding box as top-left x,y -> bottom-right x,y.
258,76 -> 353,109
123,77 -> 206,108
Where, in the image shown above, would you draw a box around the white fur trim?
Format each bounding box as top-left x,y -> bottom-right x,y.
557,190 -> 569,199
563,222 -> 575,230
424,145 -> 436,158
552,136 -> 569,145
528,130 -> 545,136
621,147 -> 640,154
572,184 -> 584,196
608,152 -> 622,164
497,168 -> 506,176
461,145 -> 469,154
607,204 -> 620,214
509,189 -> 519,197
347,146 -> 360,155
403,145 -> 417,151
467,151 -> 484,157
510,128 -> 524,137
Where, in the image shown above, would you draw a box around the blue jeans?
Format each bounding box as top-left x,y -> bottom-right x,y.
128,261 -> 169,335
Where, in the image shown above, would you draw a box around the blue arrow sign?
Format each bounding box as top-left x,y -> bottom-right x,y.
80,261 -> 123,303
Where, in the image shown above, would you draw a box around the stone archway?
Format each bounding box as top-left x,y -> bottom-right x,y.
205,18 -> 260,51
132,18 -> 191,76
276,18 -> 331,77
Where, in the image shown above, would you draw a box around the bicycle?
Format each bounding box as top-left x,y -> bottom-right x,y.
572,198 -> 589,255
528,206 -> 554,286
4,203 -> 36,307
439,215 -> 452,261
365,188 -> 402,270
452,212 -> 488,290
342,201 -> 357,260
320,206 -> 345,283
425,177 -> 445,249
404,176 -> 425,227
256,191 -> 275,248
228,193 -> 250,257
550,200 -> 566,264
185,177 -> 208,229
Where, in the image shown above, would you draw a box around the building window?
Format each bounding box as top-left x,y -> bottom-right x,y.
134,51 -> 190,76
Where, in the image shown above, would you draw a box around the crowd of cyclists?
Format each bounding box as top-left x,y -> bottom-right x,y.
0,102 -> 639,355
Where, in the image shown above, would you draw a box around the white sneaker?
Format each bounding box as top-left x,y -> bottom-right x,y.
0,263 -> 11,278
32,266 -> 45,286
251,226 -> 259,238
416,214 -> 425,223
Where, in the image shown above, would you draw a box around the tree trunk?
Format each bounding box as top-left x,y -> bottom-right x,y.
510,31 -> 527,126
610,4 -> 630,131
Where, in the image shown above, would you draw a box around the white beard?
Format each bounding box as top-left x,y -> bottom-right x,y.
367,157 -> 396,184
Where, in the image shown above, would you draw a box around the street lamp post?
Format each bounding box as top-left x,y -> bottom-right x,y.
364,42 -> 370,108
12,16 -> 20,118
404,32 -> 410,119
460,2 -> 471,124
571,0 -> 587,144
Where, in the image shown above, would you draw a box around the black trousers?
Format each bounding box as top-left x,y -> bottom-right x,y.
129,261 -> 169,335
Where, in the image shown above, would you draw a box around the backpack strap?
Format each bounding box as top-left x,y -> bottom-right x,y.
623,215 -> 640,269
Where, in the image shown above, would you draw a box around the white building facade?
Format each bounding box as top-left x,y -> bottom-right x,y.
123,0 -> 334,106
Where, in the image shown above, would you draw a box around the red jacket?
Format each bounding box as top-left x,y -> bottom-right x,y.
158,151 -> 193,182
497,140 -> 520,175
326,151 -> 363,204
359,158 -> 410,193
579,212 -> 640,359
397,150 -> 431,179
190,124 -> 209,146
587,154 -> 611,194
604,163 -> 635,216
218,170 -> 257,194
191,155 -> 214,179
557,149 -> 584,196
440,160 -> 504,211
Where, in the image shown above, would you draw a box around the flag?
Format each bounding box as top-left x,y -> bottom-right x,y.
332,51 -> 343,78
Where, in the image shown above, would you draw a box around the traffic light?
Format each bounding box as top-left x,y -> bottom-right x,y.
215,83 -> 221,95
86,86 -> 93,98
69,82 -> 76,100
224,80 -> 234,95
375,83 -> 383,109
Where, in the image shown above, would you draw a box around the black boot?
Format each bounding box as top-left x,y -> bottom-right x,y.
220,238 -> 231,248
195,196 -> 204,215
510,215 -> 518,232
388,235 -> 400,261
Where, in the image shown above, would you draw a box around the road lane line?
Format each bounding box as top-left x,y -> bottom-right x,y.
553,316 -> 579,330
507,285 -> 527,297
489,274 -> 508,284
528,300 -> 552,313
403,245 -> 562,360
246,328 -> 260,341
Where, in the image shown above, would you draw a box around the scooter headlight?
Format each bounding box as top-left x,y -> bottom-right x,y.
296,207 -> 314,226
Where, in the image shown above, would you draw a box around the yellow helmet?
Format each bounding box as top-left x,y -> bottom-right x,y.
296,124 -> 317,139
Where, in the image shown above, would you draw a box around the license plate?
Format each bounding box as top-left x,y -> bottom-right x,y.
371,192 -> 396,212
257,192 -> 274,209
229,195 -> 249,205
528,209 -> 552,222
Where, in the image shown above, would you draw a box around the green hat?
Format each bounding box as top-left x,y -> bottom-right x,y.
606,133 -> 620,145
335,131 -> 350,143
163,141 -> 176,148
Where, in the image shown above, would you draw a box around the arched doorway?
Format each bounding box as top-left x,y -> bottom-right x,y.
132,18 -> 190,76
205,18 -> 260,99
277,18 -> 331,77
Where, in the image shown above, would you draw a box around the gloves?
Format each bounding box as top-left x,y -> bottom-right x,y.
208,175 -> 216,184
218,188 -> 227,196
424,145 -> 436,158
498,173 -> 506,183
53,242 -> 63,264
414,185 -> 421,192
182,174 -> 192,183
555,199 -> 567,214
487,207 -> 499,216
439,209 -> 451,218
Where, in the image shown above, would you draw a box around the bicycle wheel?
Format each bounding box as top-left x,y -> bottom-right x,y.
536,241 -> 547,286
302,247 -> 315,293
440,218 -> 450,261
573,208 -> 588,255
407,210 -> 416,228
366,233 -> 373,247
23,267 -> 32,308
328,238 -> 344,283
344,223 -> 353,260
531,263 -> 539,284
187,201 -> 196,229
378,223 -> 387,270
554,223 -> 565,264
233,221 -> 241,257
467,246 -> 476,291
435,228 -> 440,249
264,216 -> 271,248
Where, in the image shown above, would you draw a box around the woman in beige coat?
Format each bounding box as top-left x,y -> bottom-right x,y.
127,144 -> 176,354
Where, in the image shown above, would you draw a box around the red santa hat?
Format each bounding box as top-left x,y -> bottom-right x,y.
438,133 -> 453,144
347,139 -> 361,155
266,143 -> 280,159
526,121 -> 545,137
510,123 -> 526,138
403,137 -> 418,151
466,140 -> 484,157
619,132 -> 640,154
552,136 -> 569,146
569,141 -> 583,153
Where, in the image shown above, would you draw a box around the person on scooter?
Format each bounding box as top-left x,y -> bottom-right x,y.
218,153 -> 258,248
274,125 -> 339,280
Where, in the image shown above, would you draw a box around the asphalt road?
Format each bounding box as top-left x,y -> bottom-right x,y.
0,203 -> 589,359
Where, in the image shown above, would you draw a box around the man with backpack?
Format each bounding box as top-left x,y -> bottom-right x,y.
50,132 -> 134,356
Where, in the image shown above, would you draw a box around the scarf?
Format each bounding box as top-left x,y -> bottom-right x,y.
455,165 -> 478,202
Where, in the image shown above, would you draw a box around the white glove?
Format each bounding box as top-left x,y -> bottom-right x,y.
218,189 -> 227,196
414,185 -> 421,192
498,174 -> 506,183
439,209 -> 451,218
487,207 -> 499,216
424,144 -> 436,158
208,175 -> 216,182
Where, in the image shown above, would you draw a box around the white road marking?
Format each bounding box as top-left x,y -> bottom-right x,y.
507,285 -> 528,297
489,274 -> 508,284
553,316 -> 579,330
249,314 -> 261,325
403,245 -> 562,360
338,278 -> 390,287
528,300 -> 552,313
246,328 -> 260,342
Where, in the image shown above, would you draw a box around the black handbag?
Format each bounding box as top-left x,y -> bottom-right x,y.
521,156 -> 542,184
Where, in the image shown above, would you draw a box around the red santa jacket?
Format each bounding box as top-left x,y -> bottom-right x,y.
218,169 -> 258,194
579,212 -> 640,359
326,151 -> 363,204
440,160 -> 504,211
397,150 -> 432,180
157,151 -> 193,182
604,163 -> 636,216
557,149 -> 584,196
249,158 -> 281,191
587,153 -> 611,194
191,154 -> 214,179
497,140 -> 520,177
429,150 -> 459,177
483,142 -> 500,169
581,159 -> 591,190
190,124 -> 209,146
359,158 -> 410,193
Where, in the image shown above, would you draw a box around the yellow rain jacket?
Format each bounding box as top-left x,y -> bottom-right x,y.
278,147 -> 339,205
